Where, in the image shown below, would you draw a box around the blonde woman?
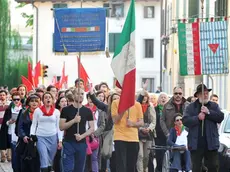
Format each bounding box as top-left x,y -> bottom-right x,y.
136,91 -> 156,172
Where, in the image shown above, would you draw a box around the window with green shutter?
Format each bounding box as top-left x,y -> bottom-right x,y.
109,33 -> 121,52
215,0 -> 228,16
188,0 -> 199,18
53,3 -> 67,9
103,3 -> 110,17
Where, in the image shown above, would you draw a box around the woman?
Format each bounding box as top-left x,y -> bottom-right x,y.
0,92 -> 22,171
88,85 -> 119,172
149,94 -> 158,107
87,91 -> 106,172
17,85 -> 27,106
136,91 -> 156,172
30,92 -> 63,172
155,92 -> 168,172
167,114 -> 191,172
53,96 -> 67,172
17,94 -> 41,172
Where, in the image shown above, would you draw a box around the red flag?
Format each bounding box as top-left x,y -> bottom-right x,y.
21,76 -> 34,91
27,61 -> 34,85
34,61 -> 41,87
51,76 -> 57,86
59,62 -> 66,89
64,75 -> 68,89
77,57 -> 90,91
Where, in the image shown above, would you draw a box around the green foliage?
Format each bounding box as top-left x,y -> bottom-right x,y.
21,13 -> 33,28
0,0 -> 10,84
10,29 -> 22,50
4,56 -> 31,89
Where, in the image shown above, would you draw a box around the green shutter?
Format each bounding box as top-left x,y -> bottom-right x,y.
103,3 -> 110,17
215,0 -> 218,16
109,33 -> 115,52
188,0 -> 199,17
109,33 -> 121,52
114,33 -> 121,51
206,0 -> 210,17
53,3 -> 67,9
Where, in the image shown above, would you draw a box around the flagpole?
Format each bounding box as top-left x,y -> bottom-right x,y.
77,0 -> 83,134
201,0 -> 204,137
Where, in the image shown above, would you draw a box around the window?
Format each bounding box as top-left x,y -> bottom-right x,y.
142,78 -> 155,92
53,3 -> 67,8
188,0 -> 199,17
109,33 -> 121,52
144,39 -> 154,58
215,0 -> 228,16
103,3 -> 110,17
111,3 -> 124,18
144,6 -> 155,18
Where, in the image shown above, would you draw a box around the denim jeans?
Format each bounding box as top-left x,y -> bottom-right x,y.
62,141 -> 87,172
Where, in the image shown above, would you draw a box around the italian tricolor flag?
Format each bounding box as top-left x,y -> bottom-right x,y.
178,22 -> 202,76
111,0 -> 136,114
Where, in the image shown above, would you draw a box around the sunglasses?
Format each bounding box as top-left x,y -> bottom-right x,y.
174,92 -> 182,95
13,99 -> 20,101
176,118 -> 182,122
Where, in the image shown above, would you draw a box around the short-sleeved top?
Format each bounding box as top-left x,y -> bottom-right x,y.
60,105 -> 93,143
111,100 -> 143,142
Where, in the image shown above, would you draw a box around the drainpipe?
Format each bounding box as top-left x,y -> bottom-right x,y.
31,0 -> 39,63
159,0 -> 163,89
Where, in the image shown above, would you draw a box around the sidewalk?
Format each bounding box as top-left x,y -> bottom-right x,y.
0,162 -> 13,172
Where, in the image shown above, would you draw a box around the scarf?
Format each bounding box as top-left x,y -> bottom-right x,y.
157,104 -> 163,116
40,105 -> 55,116
85,104 -> 97,119
28,108 -> 35,120
11,103 -> 22,114
175,125 -> 185,136
141,104 -> 148,114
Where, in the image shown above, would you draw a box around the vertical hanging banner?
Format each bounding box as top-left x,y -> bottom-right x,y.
54,8 -> 106,52
178,20 -> 229,76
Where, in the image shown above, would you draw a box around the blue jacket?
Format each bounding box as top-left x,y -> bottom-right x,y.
182,100 -> 224,151
18,109 -> 32,138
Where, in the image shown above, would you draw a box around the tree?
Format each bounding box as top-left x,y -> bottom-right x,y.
0,0 -> 10,84
16,3 -> 33,44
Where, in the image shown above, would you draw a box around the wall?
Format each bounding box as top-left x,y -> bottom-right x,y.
33,0 -> 161,90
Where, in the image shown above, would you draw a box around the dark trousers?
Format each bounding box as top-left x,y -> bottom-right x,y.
53,149 -> 61,172
191,149 -> 219,172
155,137 -> 166,172
114,141 -> 139,172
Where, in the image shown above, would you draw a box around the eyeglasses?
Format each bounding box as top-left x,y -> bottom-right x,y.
13,99 -> 20,101
176,119 -> 182,122
174,92 -> 182,95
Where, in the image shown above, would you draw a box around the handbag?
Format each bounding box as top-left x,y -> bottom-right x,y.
101,129 -> 114,159
90,137 -> 99,151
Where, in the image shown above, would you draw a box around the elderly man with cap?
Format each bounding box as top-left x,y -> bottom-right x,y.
182,84 -> 224,172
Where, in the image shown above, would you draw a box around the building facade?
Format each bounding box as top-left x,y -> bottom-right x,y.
15,0 -> 161,92
162,0 -> 229,109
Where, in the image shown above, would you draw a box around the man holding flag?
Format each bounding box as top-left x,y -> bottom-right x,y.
111,0 -> 144,171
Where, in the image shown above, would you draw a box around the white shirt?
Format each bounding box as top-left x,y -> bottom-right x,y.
30,108 -> 63,141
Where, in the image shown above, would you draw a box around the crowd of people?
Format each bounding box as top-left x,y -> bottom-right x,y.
0,79 -> 224,172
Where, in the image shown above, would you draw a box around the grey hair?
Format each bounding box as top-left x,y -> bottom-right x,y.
157,92 -> 168,104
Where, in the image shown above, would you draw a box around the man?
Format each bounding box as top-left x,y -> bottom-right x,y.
47,85 -> 58,100
160,86 -> 188,137
0,90 -> 10,162
111,99 -> 144,172
75,78 -> 85,90
155,86 -> 162,93
60,88 -> 94,172
210,94 -> 219,104
182,84 -> 224,172
98,82 -> 110,100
